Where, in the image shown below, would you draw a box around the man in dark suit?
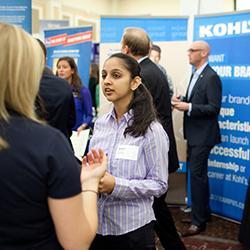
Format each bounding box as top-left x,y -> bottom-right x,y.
172,40 -> 222,236
36,39 -> 76,143
121,27 -> 185,250
39,70 -> 76,140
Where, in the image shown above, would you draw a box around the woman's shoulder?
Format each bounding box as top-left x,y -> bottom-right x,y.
80,86 -> 91,94
148,120 -> 163,129
142,121 -> 169,150
146,121 -> 168,138
93,112 -> 113,128
0,116 -> 71,163
95,112 -> 110,123
10,115 -> 66,143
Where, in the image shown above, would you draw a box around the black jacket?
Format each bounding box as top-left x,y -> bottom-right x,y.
38,70 -> 76,141
184,64 -> 222,146
140,57 -> 179,173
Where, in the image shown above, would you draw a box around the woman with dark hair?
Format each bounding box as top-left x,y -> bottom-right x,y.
56,57 -> 93,133
89,53 -> 169,250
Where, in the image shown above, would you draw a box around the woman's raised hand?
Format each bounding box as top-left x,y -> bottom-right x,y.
81,149 -> 107,191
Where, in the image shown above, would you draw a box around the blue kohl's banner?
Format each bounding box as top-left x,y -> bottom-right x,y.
194,12 -> 250,221
0,0 -> 31,33
101,17 -> 188,43
45,26 -> 93,87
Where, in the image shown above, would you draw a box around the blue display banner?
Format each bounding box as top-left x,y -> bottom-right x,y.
101,17 -> 188,43
0,0 -> 31,33
44,26 -> 93,87
194,12 -> 250,40
194,12 -> 250,221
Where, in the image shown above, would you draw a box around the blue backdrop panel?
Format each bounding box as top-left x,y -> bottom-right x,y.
101,17 -> 188,43
45,26 -> 92,87
194,12 -> 250,221
0,0 -> 31,33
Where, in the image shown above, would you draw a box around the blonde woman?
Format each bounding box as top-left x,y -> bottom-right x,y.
0,23 -> 106,250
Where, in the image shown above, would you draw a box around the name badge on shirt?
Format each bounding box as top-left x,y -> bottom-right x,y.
115,145 -> 139,161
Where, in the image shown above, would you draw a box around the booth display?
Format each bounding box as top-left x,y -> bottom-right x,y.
45,26 -> 93,87
100,12 -> 250,221
194,12 -> 250,221
0,0 -> 31,33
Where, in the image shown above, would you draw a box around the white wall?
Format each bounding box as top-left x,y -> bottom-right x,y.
108,0 -> 235,16
61,0 -> 111,15
116,0 -> 180,16
237,0 -> 250,11
33,0 -> 112,41
32,0 -> 236,41
180,0 -> 234,15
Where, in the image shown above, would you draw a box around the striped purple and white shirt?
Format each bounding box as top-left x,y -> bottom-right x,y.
90,108 -> 169,235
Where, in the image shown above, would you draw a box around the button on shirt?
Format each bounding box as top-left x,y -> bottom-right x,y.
187,62 -> 208,115
187,62 -> 208,100
187,71 -> 199,100
90,108 -> 169,235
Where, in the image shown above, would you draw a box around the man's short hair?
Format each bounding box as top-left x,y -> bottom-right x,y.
151,44 -> 161,54
122,28 -> 150,57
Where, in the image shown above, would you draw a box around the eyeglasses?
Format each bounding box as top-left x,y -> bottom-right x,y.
188,48 -> 202,53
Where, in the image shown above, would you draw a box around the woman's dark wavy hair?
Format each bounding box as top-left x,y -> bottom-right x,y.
56,56 -> 82,96
108,53 -> 156,137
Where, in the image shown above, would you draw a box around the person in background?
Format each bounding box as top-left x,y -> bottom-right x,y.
95,83 -> 100,113
149,44 -> 174,99
121,27 -> 185,250
36,39 -> 76,143
56,57 -> 93,134
0,23 -> 107,250
89,53 -> 169,250
89,63 -> 99,116
172,40 -> 222,237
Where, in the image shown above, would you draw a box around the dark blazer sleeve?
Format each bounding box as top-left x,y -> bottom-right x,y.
191,72 -> 222,117
140,59 -> 172,133
67,93 -> 76,137
184,65 -> 222,146
140,58 -> 179,173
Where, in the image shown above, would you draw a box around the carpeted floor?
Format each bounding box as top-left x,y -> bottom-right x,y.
156,207 -> 244,250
